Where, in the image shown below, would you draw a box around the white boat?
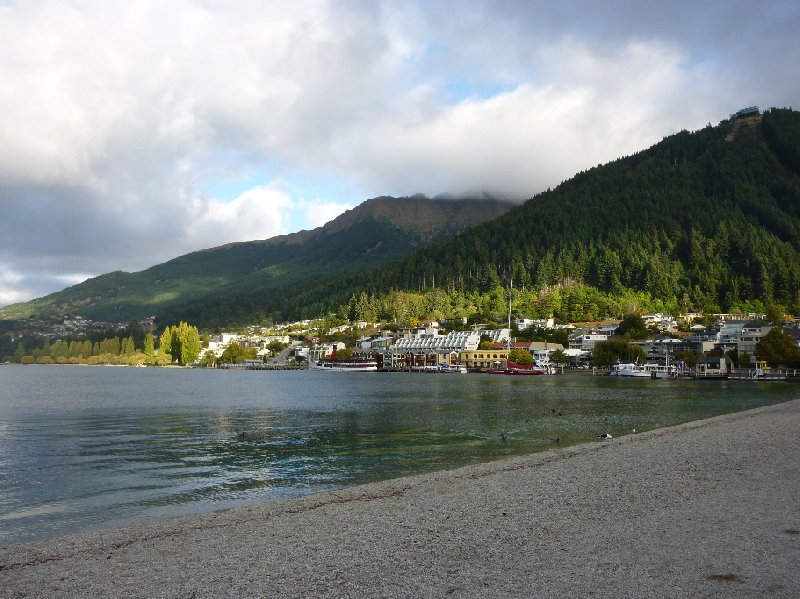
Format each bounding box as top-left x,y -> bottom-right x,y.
612,363 -> 651,377
438,364 -> 468,374
612,362 -> 677,378
643,363 -> 677,379
309,359 -> 378,371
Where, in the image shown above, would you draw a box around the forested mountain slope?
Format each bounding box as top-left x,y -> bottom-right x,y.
0,196 -> 512,323
384,107 -> 800,311
169,107 -> 800,327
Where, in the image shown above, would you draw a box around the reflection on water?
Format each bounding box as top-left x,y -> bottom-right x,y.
0,365 -> 795,546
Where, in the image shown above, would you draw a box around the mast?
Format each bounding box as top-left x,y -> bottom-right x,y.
507,278 -> 513,350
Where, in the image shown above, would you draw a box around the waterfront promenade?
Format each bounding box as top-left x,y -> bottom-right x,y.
2,399 -> 799,597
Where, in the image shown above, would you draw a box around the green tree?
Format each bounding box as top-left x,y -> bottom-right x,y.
765,303 -> 785,325
13,342 -> 25,363
159,328 -> 173,360
220,341 -> 256,364
756,328 -> 800,367
176,322 -> 201,365
592,339 -> 646,367
121,336 -> 136,356
508,348 -> 533,365
143,333 -> 155,360
550,348 -> 569,367
159,322 -> 201,365
616,313 -> 649,340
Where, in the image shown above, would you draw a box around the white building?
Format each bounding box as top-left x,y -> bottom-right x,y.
569,333 -> 608,351
516,318 -> 555,330
388,331 -> 481,368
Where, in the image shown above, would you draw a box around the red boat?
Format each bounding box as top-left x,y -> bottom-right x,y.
486,359 -> 545,376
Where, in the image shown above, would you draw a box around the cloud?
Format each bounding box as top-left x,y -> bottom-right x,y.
0,0 -> 798,306
299,200 -> 353,229
188,184 -> 296,246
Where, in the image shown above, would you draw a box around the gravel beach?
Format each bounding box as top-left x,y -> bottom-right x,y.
2,398 -> 799,598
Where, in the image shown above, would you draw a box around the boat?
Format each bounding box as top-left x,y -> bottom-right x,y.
438,364 -> 468,374
309,359 -> 378,371
612,362 -> 677,378
308,347 -> 378,371
487,359 -> 546,376
612,362 -> 651,377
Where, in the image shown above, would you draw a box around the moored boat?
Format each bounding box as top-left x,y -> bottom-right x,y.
438,364 -> 468,374
309,359 -> 378,371
612,362 -> 677,378
612,362 -> 651,377
486,360 -> 546,376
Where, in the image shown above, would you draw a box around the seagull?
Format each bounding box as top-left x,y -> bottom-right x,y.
598,433 -> 613,440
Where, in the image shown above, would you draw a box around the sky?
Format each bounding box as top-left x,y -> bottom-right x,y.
0,0 -> 798,307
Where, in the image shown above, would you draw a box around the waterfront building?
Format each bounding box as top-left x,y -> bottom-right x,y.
460,348 -> 509,370
387,330 -> 481,368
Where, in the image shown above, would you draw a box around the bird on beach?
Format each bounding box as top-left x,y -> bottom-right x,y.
598,433 -> 613,440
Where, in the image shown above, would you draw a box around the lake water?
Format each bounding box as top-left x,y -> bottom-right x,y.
0,365 -> 796,547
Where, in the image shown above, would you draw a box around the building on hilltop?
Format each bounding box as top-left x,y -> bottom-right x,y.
730,106 -> 759,120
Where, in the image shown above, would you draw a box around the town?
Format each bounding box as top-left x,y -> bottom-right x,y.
201,310 -> 800,380
4,307 -> 800,380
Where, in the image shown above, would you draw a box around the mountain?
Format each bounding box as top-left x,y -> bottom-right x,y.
7,108 -> 799,332
182,106 -> 800,326
351,107 -> 800,318
0,195 -> 513,324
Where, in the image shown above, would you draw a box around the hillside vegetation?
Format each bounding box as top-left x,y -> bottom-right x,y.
163,107 -> 800,328
0,196 -> 511,324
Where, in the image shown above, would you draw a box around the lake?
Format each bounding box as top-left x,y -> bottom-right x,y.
0,365 -> 796,547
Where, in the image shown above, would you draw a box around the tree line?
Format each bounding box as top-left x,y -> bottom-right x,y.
4,322 -> 201,366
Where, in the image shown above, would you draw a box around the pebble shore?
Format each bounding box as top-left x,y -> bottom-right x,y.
2,399 -> 799,598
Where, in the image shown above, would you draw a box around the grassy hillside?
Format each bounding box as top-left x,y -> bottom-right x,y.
0,196 -> 511,323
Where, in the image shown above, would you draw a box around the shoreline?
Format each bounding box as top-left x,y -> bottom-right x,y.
3,399 -> 799,597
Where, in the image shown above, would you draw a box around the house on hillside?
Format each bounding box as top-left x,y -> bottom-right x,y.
595,320 -> 621,335
568,331 -> 607,351
516,318 -> 555,331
